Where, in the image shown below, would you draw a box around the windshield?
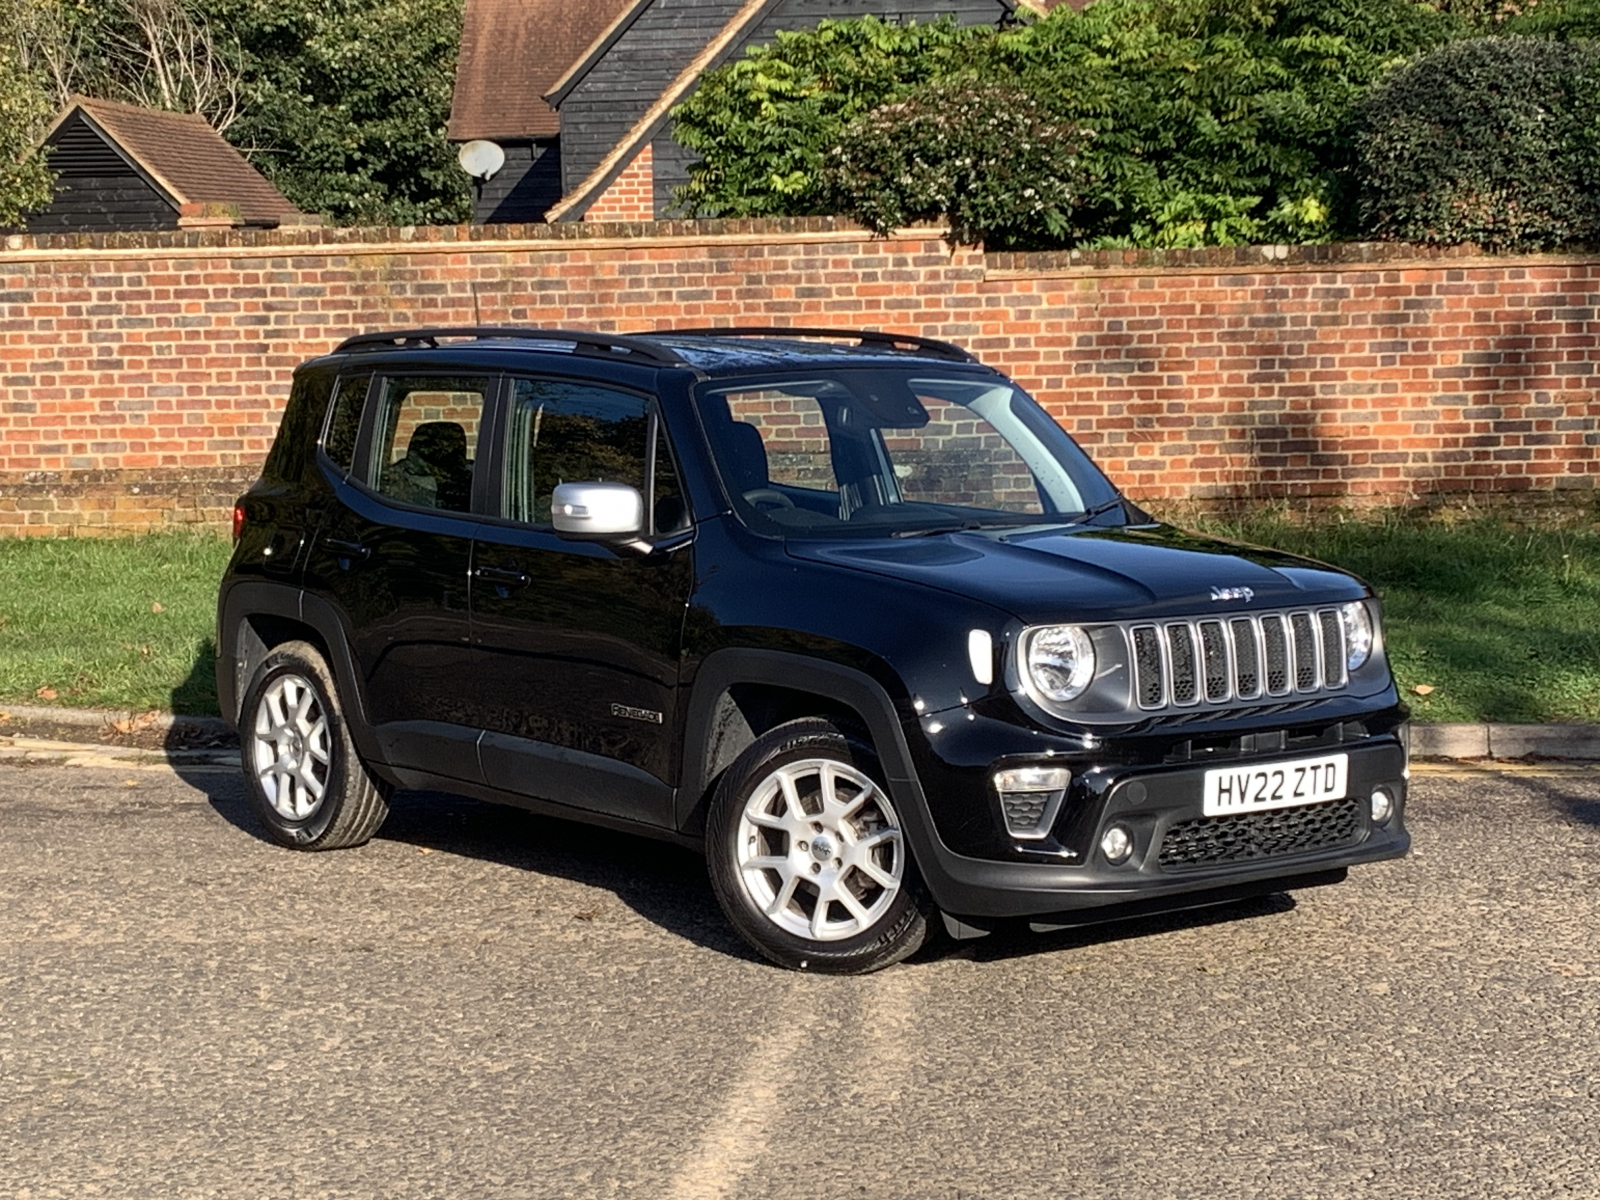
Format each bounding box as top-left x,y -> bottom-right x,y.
695,370 -> 1123,538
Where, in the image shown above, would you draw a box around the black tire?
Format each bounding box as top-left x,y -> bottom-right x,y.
706,717 -> 932,974
239,640 -> 389,851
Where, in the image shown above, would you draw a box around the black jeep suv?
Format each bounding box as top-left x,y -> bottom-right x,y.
218,326 -> 1409,973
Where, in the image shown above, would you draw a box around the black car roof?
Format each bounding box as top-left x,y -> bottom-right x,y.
310,326 -> 992,378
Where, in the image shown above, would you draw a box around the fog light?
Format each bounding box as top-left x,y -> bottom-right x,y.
994,766 -> 1070,840
1370,786 -> 1395,825
1100,824 -> 1134,865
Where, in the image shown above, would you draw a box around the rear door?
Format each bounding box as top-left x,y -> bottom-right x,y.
468,374 -> 694,827
302,371 -> 495,782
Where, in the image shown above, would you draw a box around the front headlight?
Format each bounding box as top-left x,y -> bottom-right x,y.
1023,625 -> 1096,703
1341,600 -> 1374,672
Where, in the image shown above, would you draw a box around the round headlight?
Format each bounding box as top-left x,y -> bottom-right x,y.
1341,601 -> 1374,672
1025,625 -> 1096,703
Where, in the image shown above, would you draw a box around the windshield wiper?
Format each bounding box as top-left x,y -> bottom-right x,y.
1059,497 -> 1128,528
890,517 -> 1042,539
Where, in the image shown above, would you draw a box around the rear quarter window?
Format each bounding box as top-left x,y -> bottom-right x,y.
261,371 -> 334,485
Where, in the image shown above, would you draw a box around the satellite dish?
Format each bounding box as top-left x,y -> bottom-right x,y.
457,139 -> 506,182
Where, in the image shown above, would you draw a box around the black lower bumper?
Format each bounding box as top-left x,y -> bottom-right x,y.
899,736 -> 1410,921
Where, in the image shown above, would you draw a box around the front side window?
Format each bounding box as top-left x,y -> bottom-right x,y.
697,370 -> 1119,537
367,376 -> 489,513
502,379 -> 648,527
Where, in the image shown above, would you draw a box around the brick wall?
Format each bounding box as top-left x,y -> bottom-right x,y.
583,144 -> 656,222
2,217 -> 1597,535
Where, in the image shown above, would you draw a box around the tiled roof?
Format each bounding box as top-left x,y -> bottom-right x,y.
49,97 -> 299,224
448,0 -> 637,141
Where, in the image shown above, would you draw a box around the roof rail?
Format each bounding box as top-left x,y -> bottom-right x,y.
658,326 -> 978,363
332,326 -> 685,365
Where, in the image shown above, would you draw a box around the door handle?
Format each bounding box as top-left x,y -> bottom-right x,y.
324,537 -> 370,565
473,566 -> 531,588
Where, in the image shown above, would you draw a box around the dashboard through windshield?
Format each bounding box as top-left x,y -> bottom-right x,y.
695,371 -> 1123,538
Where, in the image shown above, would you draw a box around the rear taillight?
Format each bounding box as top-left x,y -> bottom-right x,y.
231,503 -> 246,542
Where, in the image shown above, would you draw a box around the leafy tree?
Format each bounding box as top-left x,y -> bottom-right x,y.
196,0 -> 469,225
672,16 -> 982,218
1351,36 -> 1600,249
0,41 -> 53,227
824,76 -> 1088,247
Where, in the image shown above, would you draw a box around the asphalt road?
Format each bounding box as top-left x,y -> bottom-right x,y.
2,756 -> 1597,1200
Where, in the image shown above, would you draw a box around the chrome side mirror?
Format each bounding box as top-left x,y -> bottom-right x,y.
551,482 -> 644,541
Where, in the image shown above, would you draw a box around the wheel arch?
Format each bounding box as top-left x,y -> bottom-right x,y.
675,649 -> 918,837
217,583 -> 380,764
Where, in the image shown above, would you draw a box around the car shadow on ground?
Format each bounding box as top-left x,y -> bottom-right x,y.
183,760 -> 1314,971
184,765 -> 758,962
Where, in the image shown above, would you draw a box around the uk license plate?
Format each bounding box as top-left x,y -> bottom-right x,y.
1202,753 -> 1349,817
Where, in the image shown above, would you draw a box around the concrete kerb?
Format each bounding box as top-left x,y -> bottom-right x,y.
0,702 -> 232,739
1410,723 -> 1600,761
2,704 -> 1598,769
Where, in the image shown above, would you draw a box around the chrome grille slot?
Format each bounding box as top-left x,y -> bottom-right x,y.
1123,608 -> 1350,711
1167,623 -> 1199,705
1199,621 -> 1229,702
1230,618 -> 1260,698
1262,615 -> 1290,696
1318,609 -> 1346,687
1290,612 -> 1318,691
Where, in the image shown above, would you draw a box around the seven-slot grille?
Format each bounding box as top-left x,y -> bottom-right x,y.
1129,609 -> 1347,710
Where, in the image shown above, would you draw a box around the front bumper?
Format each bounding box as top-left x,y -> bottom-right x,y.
893,730 -> 1409,921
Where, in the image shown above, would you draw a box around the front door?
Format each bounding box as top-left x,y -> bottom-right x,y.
469,375 -> 694,827
302,371 -> 493,781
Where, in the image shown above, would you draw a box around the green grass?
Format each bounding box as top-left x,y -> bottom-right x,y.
1186,511 -> 1600,724
1,516 -> 1598,722
0,532 -> 231,715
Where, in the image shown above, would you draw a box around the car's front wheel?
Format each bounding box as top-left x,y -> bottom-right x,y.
706,718 -> 931,973
241,640 -> 390,850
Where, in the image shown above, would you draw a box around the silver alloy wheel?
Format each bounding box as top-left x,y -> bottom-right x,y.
251,673 -> 332,822
735,758 -> 905,942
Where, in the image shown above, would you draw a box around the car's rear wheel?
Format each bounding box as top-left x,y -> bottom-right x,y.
706,718 -> 931,973
241,640 -> 389,850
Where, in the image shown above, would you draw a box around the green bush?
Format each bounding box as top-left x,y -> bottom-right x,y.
1351,37 -> 1600,250
823,77 -> 1087,247
984,0 -> 1453,247
1504,0 -> 1600,38
672,16 -> 979,218
674,0 -> 1451,247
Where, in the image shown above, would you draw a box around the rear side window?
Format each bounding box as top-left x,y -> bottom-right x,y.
502,378 -> 648,526
321,372 -> 372,474
366,376 -> 490,513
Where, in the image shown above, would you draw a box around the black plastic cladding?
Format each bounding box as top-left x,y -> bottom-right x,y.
220,325 -> 1411,924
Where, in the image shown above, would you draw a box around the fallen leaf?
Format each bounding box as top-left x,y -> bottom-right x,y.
35,687 -> 57,701
150,603 -> 165,614
122,780 -> 138,788
1413,684 -> 1435,696
110,718 -> 133,734
0,711 -> 10,723
416,847 -> 434,855
574,909 -> 601,922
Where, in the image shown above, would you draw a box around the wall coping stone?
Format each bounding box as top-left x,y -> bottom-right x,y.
6,217 -> 1600,277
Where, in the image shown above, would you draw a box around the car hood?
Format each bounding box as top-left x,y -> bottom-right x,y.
785,523 -> 1367,624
